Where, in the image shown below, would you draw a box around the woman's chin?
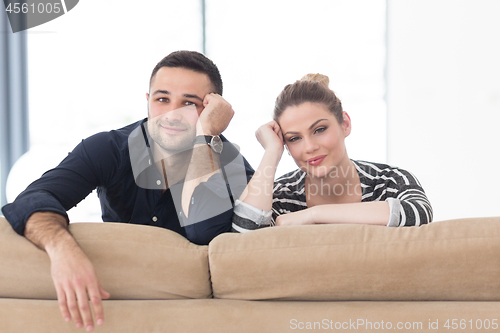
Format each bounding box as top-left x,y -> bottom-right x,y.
303,165 -> 330,179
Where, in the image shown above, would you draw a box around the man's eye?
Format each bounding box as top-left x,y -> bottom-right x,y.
157,97 -> 169,102
184,101 -> 196,106
314,127 -> 326,134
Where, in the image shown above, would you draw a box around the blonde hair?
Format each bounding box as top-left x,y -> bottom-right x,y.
274,73 -> 343,123
300,73 -> 330,88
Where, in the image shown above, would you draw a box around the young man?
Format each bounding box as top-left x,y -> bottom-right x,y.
1,51 -> 254,331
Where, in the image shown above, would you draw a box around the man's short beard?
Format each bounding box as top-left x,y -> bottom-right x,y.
154,134 -> 195,154
147,123 -> 195,155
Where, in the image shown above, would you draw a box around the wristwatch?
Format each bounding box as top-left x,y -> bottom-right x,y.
194,135 -> 223,154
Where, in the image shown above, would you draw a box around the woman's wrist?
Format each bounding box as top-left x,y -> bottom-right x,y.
263,147 -> 283,165
307,206 -> 318,224
264,144 -> 283,153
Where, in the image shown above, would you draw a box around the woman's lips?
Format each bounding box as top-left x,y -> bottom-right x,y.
307,155 -> 326,166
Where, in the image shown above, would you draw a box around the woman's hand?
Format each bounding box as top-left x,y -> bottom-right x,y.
255,121 -> 284,155
275,208 -> 315,226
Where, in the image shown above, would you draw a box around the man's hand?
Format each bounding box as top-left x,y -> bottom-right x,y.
48,241 -> 110,331
197,93 -> 234,136
24,212 -> 110,331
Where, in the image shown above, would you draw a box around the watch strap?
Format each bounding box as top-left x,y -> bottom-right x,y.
193,135 -> 212,145
194,135 -> 223,154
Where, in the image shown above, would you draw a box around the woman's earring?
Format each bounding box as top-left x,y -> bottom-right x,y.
285,145 -> 291,156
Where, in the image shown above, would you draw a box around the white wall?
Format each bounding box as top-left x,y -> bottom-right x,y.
387,0 -> 500,221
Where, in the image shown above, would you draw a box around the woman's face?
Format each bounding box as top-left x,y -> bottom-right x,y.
279,102 -> 351,178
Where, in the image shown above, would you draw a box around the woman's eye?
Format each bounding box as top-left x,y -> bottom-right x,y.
314,127 -> 326,134
288,136 -> 300,142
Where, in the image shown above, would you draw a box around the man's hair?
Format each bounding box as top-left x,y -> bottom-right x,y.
149,51 -> 223,95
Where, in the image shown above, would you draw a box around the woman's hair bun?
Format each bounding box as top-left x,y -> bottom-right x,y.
274,72 -> 343,124
300,73 -> 330,88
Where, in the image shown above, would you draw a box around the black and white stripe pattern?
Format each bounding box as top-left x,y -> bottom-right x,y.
232,160 -> 432,232
352,160 -> 432,226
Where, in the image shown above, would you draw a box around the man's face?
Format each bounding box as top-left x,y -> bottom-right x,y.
147,67 -> 213,154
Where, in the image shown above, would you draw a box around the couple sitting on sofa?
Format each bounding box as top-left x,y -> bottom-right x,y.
1,50 -> 432,332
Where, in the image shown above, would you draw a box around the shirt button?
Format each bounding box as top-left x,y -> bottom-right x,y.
152,216 -> 158,222
156,180 -> 161,186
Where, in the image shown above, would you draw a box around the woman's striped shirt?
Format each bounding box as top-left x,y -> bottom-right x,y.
232,160 -> 433,232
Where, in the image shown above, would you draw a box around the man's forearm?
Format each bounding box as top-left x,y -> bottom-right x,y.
24,211 -> 75,252
24,211 -> 109,330
181,143 -> 221,217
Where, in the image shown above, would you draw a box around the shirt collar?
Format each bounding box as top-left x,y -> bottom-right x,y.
128,118 -> 163,190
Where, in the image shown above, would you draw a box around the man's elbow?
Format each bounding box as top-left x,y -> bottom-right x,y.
184,212 -> 233,245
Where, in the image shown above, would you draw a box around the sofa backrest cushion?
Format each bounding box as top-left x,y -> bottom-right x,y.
0,217 -> 212,300
209,217 -> 500,301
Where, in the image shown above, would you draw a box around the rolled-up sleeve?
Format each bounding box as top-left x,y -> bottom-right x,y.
384,170 -> 433,227
1,132 -> 119,235
232,200 -> 273,233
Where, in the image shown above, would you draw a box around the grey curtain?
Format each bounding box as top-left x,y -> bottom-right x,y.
0,11 -> 29,207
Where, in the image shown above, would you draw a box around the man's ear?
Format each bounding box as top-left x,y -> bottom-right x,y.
342,111 -> 352,137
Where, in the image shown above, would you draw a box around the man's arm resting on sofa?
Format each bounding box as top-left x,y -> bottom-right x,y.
24,212 -> 110,332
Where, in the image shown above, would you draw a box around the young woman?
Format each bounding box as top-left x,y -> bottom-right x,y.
232,74 -> 432,232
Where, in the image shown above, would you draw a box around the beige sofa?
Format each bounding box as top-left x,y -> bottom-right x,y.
1,215 -> 500,332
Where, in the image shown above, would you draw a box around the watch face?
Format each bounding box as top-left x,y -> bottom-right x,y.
210,135 -> 223,154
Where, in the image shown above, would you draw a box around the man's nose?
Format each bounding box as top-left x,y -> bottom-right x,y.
162,104 -> 186,121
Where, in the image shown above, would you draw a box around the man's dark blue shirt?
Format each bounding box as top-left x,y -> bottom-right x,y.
1,119 -> 254,245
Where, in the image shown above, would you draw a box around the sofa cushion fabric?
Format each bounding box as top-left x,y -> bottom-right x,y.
209,217 -> 500,301
2,298 -> 500,333
0,217 -> 212,300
